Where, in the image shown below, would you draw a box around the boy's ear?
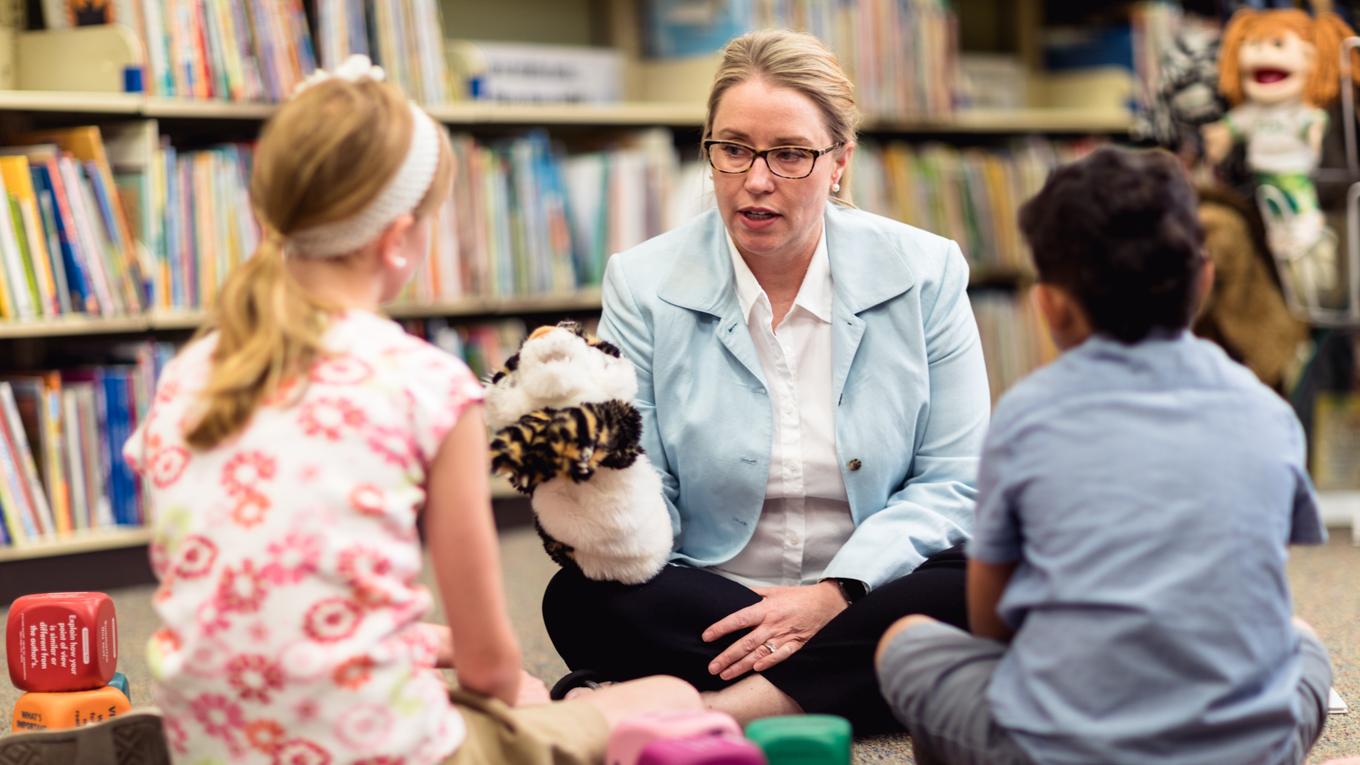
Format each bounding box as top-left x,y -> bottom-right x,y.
1032,283 -> 1064,329
1032,283 -> 1091,350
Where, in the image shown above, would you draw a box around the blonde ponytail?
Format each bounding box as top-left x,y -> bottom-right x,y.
182,75 -> 453,451
183,236 -> 331,450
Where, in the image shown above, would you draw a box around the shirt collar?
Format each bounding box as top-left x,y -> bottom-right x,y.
726,229 -> 833,324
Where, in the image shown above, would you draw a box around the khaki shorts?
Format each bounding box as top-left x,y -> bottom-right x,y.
445,687 -> 610,765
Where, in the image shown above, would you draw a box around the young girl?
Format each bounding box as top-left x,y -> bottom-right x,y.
124,57 -> 700,765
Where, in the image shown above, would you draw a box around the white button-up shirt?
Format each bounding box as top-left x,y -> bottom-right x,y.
711,230 -> 856,588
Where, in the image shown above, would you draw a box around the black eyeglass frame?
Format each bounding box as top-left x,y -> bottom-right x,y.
702,139 -> 844,180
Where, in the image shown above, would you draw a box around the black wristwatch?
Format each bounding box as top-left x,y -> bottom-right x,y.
824,577 -> 868,605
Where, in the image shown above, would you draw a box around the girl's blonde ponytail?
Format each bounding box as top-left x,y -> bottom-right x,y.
183,235 -> 330,450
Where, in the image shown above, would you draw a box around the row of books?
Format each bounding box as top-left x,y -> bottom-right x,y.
315,0 -> 451,107
643,0 -> 958,118
42,0 -> 453,106
850,138 -> 1103,274
141,143 -> 258,313
43,0 -> 318,103
0,127 -> 144,321
0,344 -> 168,548
399,130 -> 704,305
1,121 -> 1112,317
972,290 -> 1057,404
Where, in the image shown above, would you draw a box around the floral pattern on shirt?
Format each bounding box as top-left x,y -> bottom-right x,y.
125,311 -> 484,764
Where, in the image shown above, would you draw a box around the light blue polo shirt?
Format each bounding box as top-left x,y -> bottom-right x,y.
970,331 -> 1325,765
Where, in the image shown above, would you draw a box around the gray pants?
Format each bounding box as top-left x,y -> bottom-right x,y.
877,620 -> 1333,765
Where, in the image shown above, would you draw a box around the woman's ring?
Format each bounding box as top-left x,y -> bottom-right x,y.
762,640 -> 778,656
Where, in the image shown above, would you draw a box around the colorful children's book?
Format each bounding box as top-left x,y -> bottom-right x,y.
3,145 -> 98,314
0,168 -> 38,320
0,156 -> 61,317
0,381 -> 54,539
17,127 -> 145,313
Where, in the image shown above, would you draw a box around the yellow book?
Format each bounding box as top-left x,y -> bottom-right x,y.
0,247 -> 13,319
0,156 -> 58,317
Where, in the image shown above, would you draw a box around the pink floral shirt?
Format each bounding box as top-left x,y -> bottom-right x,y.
125,311 -> 485,765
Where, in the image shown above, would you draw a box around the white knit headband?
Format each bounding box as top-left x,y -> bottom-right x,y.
286,55 -> 442,259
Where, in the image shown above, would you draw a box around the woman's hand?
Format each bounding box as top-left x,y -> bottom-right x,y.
702,581 -> 847,681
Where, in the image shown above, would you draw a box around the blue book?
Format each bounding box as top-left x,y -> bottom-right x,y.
29,166 -> 76,315
643,0 -> 754,58
98,370 -> 135,526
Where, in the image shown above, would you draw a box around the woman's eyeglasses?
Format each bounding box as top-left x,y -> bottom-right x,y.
703,140 -> 842,180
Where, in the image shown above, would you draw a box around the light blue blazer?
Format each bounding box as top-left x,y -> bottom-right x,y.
599,204 -> 990,589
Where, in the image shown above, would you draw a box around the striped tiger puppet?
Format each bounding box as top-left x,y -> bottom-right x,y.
484,322 -> 672,584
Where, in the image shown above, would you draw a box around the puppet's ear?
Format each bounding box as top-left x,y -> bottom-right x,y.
1218,10 -> 1258,106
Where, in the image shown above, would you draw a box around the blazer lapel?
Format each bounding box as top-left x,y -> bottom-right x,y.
826,204 -> 917,403
658,210 -> 766,386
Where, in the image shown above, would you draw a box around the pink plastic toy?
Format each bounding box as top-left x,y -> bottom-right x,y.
606,710 -> 743,765
637,734 -> 768,765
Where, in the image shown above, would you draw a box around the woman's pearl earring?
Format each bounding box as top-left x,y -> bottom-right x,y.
832,182 -> 841,193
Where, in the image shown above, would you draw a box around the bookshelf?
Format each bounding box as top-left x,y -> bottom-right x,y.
0,0 -> 1137,570
0,292 -> 607,340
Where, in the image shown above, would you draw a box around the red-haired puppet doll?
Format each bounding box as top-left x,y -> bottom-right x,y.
1203,8 -> 1359,312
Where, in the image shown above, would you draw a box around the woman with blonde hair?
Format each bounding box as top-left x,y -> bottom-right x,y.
543,30 -> 989,733
115,57 -> 698,764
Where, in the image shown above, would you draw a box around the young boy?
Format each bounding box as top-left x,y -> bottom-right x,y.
875,147 -> 1332,765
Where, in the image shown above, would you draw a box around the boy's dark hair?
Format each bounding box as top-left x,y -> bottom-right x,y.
1018,146 -> 1206,343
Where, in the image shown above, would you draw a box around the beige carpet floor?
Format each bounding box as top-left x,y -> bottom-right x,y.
1,527 -> 1357,763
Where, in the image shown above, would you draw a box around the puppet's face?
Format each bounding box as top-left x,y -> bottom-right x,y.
1239,30 -> 1315,105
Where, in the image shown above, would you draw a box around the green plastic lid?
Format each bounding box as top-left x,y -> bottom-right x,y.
744,715 -> 852,765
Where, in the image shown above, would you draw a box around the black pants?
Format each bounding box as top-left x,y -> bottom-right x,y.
541,544 -> 968,735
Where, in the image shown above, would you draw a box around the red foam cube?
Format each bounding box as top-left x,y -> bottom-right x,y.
6,592 -> 118,692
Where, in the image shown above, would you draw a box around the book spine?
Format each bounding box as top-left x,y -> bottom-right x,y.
37,159 -> 96,315
60,389 -> 85,532
0,381 -> 54,538
41,375 -> 71,534
30,170 -> 73,315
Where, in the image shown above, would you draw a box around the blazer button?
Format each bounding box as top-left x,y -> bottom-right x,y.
847,458 -> 862,471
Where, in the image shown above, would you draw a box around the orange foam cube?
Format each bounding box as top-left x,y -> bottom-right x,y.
10,686 -> 131,732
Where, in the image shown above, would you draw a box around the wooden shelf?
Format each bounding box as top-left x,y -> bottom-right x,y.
385,290 -> 604,319
0,526 -> 152,562
0,313 -> 160,339
0,293 -> 606,340
0,275 -> 1038,339
426,101 -> 707,127
0,89 -> 140,114
142,97 -> 277,120
866,108 -> 1133,134
0,90 -> 1132,134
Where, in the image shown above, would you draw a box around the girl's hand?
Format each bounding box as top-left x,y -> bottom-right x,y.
701,581 -> 847,681
422,623 -> 454,668
515,670 -> 551,707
